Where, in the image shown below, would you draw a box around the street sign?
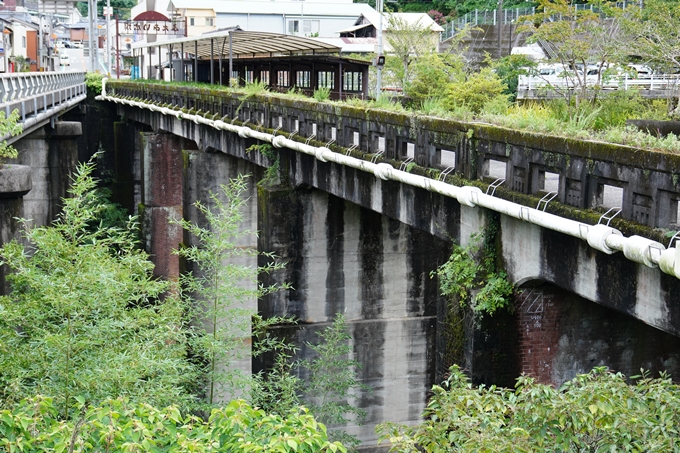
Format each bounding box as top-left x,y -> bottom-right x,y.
103,6 -> 113,16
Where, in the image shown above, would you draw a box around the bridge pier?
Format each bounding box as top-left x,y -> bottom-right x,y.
138,131 -> 185,280
11,122 -> 80,227
257,184 -> 448,446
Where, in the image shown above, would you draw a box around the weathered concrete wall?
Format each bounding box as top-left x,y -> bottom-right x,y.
182,145 -> 261,399
0,165 -> 31,294
11,123 -> 79,226
112,101 -> 680,335
258,186 -> 447,446
0,122 -> 80,295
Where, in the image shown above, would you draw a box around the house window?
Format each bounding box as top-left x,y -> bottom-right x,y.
318,71 -> 335,89
245,70 -> 254,84
22,36 -> 26,48
277,70 -> 289,87
189,17 -> 195,26
205,17 -> 214,27
343,71 -> 362,91
260,70 -> 270,84
288,20 -> 299,34
296,70 -> 310,88
287,19 -> 319,35
303,20 -> 320,34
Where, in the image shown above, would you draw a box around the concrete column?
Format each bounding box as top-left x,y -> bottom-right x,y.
139,131 -> 184,280
183,147 -> 259,402
112,121 -> 142,213
13,122 -> 80,227
0,165 -> 31,295
258,185 -> 448,447
49,122 -> 81,218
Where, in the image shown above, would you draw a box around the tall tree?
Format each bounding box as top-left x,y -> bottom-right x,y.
623,0 -> 680,115
518,0 -> 628,106
0,160 -> 196,417
173,174 -> 291,407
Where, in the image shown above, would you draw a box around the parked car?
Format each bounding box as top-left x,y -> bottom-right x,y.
60,54 -> 70,66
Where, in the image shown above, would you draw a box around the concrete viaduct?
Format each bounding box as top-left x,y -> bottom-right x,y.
2,75 -> 680,448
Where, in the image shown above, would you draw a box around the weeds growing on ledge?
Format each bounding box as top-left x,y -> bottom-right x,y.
113,78 -> 680,154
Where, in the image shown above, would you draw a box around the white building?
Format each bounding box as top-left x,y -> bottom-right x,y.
167,0 -> 376,38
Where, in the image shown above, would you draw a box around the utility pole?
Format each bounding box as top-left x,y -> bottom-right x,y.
38,0 -> 42,71
376,0 -> 384,98
105,0 -> 111,75
89,0 -> 97,72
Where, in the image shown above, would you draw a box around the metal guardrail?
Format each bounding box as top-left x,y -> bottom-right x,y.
517,74 -> 680,97
0,71 -> 87,139
441,1 -> 637,41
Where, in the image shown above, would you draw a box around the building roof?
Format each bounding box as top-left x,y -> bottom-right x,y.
344,11 -> 444,32
132,29 -> 341,59
169,0 -> 375,17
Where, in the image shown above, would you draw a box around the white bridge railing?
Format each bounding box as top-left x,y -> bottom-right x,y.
517,74 -> 680,99
0,71 -> 87,137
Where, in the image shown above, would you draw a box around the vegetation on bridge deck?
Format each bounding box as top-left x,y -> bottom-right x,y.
100,77 -> 678,244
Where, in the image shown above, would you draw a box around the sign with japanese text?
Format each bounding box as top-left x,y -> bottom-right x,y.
120,19 -> 185,36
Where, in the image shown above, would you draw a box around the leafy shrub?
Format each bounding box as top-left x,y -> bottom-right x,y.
432,228 -> 513,318
85,72 -> 104,96
0,396 -> 346,453
445,67 -> 508,114
378,366 -> 680,452
0,109 -> 22,165
0,161 -> 195,416
406,53 -> 463,107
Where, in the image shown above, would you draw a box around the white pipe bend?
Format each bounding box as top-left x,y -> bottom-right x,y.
99,93 -> 680,280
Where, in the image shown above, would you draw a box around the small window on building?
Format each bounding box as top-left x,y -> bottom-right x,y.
288,20 -> 299,34
343,71 -> 362,91
245,70 -> 254,84
296,70 -> 310,88
318,71 -> 335,89
303,20 -> 320,35
277,70 -> 289,87
231,70 -> 238,80
260,70 -> 270,84
22,36 -> 26,48
205,17 -> 214,27
189,17 -> 195,26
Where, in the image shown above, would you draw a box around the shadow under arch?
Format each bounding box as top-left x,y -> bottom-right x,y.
513,278 -> 680,387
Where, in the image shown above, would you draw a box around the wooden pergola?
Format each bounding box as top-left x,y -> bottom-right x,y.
131,28 -> 370,99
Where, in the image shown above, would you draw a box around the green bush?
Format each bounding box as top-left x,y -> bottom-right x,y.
0,109 -> 22,165
378,366 -> 680,452
405,53 -> 463,106
445,67 -> 508,114
0,397 -> 346,453
85,72 -> 105,96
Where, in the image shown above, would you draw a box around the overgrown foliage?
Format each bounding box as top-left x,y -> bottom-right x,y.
378,365 -> 680,452
173,174 -> 291,407
0,396 -> 346,453
0,160 -> 196,417
432,226 -> 513,318
518,0 -> 629,106
85,72 -> 105,96
0,109 -> 22,165
303,314 -> 367,451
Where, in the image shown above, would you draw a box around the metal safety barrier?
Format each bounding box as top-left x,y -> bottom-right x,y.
0,71 -> 87,138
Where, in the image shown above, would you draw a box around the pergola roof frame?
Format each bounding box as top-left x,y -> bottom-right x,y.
132,29 -> 341,60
